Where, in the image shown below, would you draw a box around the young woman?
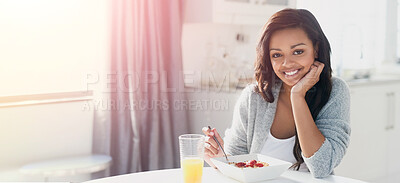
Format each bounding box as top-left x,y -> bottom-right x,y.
202,8 -> 350,178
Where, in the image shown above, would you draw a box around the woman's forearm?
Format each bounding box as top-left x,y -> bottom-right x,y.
290,94 -> 325,158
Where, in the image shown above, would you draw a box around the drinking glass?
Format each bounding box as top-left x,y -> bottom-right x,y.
179,134 -> 205,183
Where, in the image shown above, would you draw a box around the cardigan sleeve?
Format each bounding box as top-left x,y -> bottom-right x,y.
223,85 -> 252,155
302,77 -> 351,178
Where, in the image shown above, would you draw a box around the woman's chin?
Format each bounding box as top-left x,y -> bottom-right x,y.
280,77 -> 301,87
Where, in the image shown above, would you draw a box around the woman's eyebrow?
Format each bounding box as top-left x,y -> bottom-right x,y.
270,48 -> 281,51
270,43 -> 306,51
291,43 -> 306,49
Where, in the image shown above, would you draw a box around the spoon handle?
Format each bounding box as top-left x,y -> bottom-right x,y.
208,126 -> 229,162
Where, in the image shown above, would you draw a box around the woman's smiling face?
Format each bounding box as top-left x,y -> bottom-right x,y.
269,28 -> 317,87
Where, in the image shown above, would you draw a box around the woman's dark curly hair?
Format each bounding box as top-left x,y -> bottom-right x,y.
254,8 -> 332,170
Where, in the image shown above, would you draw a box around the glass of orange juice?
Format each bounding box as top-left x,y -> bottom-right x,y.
179,134 -> 205,183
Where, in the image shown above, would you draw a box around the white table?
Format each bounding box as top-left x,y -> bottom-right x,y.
83,167 -> 367,183
19,155 -> 112,181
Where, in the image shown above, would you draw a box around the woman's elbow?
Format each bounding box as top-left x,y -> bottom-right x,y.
307,159 -> 335,178
310,167 -> 334,178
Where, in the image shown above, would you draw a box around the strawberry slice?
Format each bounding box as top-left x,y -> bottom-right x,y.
248,160 -> 257,166
255,163 -> 264,167
235,162 -> 246,168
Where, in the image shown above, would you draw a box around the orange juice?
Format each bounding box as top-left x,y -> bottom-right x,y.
181,158 -> 204,183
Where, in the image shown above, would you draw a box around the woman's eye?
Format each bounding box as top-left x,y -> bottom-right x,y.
293,50 -> 304,55
272,53 -> 282,58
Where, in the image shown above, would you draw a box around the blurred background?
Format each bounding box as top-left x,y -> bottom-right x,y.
0,0 -> 399,182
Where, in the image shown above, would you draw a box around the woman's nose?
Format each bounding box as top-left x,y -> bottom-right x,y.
282,57 -> 295,66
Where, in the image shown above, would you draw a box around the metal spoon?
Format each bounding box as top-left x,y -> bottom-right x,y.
208,126 -> 230,162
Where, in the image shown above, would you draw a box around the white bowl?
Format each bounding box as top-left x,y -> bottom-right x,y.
210,154 -> 292,182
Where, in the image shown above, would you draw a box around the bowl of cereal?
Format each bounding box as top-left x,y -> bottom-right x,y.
210,154 -> 292,182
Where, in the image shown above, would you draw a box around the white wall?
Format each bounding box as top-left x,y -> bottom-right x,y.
182,23 -> 261,89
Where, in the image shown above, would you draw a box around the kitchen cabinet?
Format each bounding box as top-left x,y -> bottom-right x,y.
186,87 -> 242,135
386,89 -> 400,176
184,0 -> 296,25
335,81 -> 400,182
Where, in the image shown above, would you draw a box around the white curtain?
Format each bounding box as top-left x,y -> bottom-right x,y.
92,0 -> 189,176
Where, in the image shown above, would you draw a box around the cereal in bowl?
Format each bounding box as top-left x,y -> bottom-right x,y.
229,160 -> 269,168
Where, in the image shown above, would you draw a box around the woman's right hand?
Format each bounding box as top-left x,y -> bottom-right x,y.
202,127 -> 225,168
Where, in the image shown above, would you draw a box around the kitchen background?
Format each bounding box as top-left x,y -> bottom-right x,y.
0,0 -> 399,182
184,1 -> 400,183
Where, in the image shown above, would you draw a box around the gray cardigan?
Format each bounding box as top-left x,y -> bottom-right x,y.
223,77 -> 351,178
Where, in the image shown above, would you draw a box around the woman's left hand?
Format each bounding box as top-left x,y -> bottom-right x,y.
291,61 -> 325,98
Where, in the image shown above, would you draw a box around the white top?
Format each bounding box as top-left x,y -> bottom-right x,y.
260,130 -> 308,171
82,167 -> 367,183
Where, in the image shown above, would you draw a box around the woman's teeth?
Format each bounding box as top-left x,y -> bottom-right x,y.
284,69 -> 299,76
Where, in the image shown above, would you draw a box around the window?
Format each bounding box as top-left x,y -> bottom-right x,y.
0,0 -> 109,99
